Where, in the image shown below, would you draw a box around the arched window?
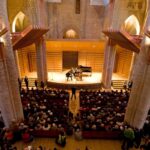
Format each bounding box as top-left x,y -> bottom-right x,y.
63,29 -> 79,39
12,11 -> 30,32
122,15 -> 140,35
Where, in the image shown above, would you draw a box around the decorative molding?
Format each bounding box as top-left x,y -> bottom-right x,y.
126,1 -> 144,11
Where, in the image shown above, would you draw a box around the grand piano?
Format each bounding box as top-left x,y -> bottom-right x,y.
78,65 -> 92,76
66,65 -> 92,81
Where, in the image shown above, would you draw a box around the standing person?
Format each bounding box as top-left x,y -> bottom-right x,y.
40,81 -> 45,89
134,128 -> 142,148
34,80 -> 38,88
123,81 -> 127,90
24,76 -> 29,89
0,111 -> 5,128
71,87 -> 76,99
128,81 -> 133,90
56,132 -> 66,147
121,127 -> 135,150
18,78 -> 22,91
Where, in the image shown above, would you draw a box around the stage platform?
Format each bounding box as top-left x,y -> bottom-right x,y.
24,71 -> 127,89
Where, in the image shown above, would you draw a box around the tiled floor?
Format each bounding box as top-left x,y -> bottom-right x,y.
14,136 -> 140,150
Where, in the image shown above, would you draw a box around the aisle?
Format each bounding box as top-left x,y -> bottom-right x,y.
69,90 -> 80,116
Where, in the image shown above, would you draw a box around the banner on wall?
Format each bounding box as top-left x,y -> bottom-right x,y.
90,0 -> 109,6
46,0 -> 62,3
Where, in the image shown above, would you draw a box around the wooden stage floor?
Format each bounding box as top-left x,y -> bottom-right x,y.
26,71 -> 127,82
24,71 -> 128,89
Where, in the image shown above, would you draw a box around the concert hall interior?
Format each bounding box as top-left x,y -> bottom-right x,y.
0,0 -> 150,150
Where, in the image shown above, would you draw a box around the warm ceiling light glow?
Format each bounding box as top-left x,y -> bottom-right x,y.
123,15 -> 140,35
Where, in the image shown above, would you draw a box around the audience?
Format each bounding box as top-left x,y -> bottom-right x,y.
20,88 -> 70,133
79,89 -> 129,132
1,79 -> 150,149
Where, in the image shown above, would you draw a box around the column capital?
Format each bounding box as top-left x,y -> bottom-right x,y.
108,38 -> 116,46
35,36 -> 45,45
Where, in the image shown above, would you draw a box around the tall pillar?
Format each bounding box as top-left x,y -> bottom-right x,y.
124,40 -> 150,129
0,43 -> 22,127
0,0 -> 24,126
24,0 -> 48,82
124,7 -> 150,128
101,39 -> 116,89
35,37 -> 47,82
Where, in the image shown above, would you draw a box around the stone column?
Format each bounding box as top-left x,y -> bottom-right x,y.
124,40 -> 150,129
13,51 -> 21,78
128,53 -> 137,81
35,37 -> 47,82
0,43 -> 21,127
24,0 -> 48,82
101,39 -> 116,89
0,0 -> 24,126
124,8 -> 150,129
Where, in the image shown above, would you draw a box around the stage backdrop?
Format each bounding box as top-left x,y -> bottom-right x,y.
62,51 -> 78,69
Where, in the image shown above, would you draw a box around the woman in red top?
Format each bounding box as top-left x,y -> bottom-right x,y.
4,129 -> 14,143
22,129 -> 33,143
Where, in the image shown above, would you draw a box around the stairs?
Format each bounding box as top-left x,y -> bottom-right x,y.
112,80 -> 127,89
21,78 -> 37,87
